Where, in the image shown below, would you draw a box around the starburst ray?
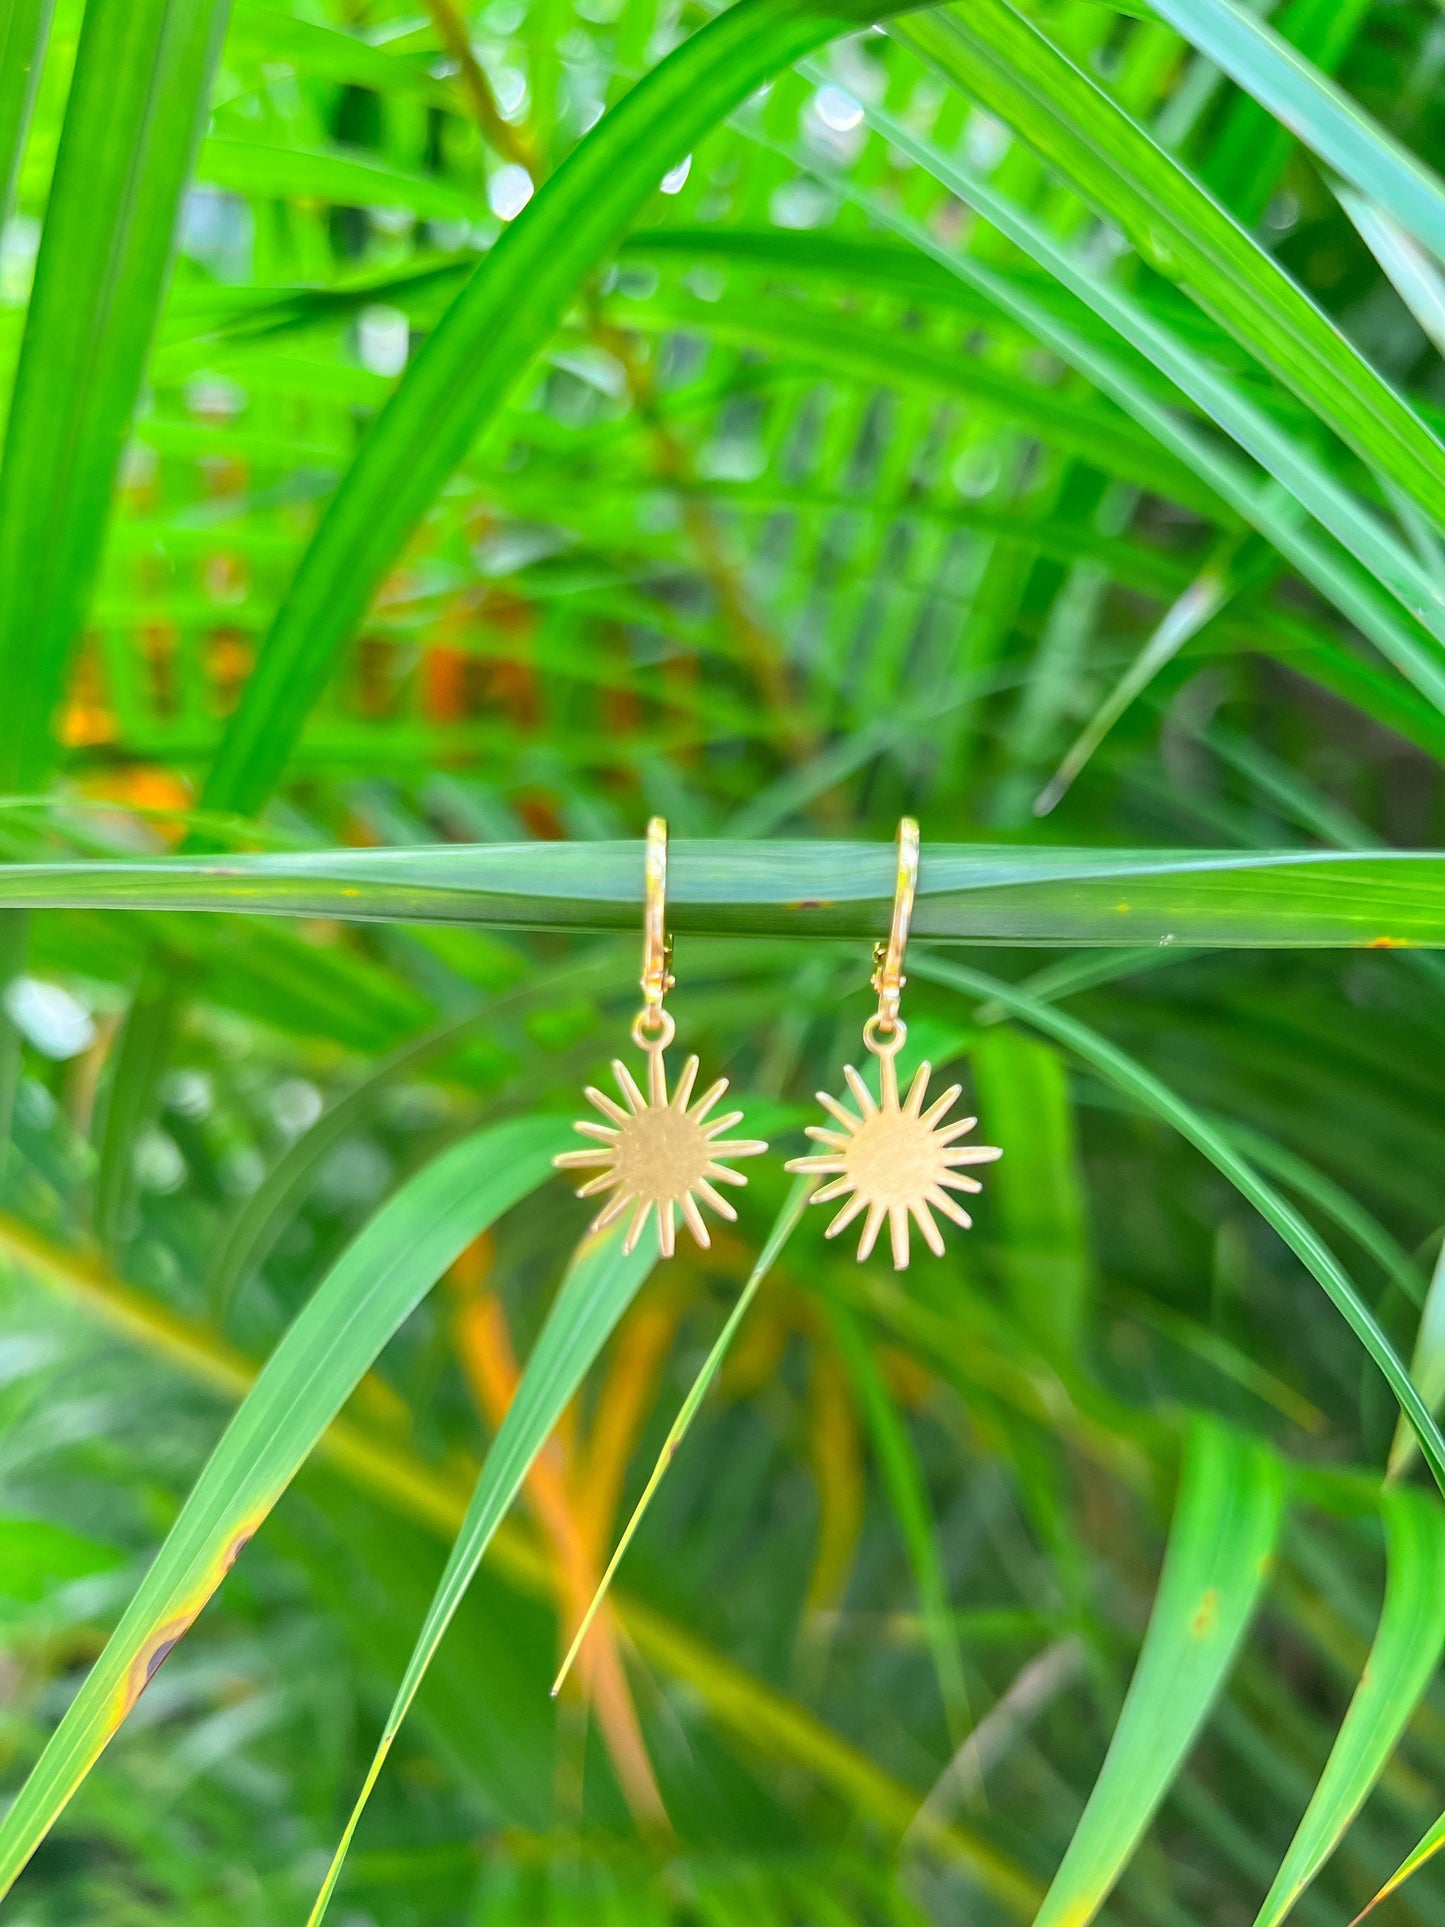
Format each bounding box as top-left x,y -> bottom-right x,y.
679,1192 -> 710,1249
690,1078 -> 729,1123
938,1171 -> 983,1195
553,1148 -> 613,1170
671,1055 -> 699,1111
843,1064 -> 877,1117
826,1191 -> 870,1239
575,1120 -> 618,1142
889,1205 -> 910,1270
904,1064 -> 931,1116
704,1109 -> 744,1137
921,1087 -> 964,1128
856,1200 -> 887,1261
593,1190 -> 634,1230
692,1177 -> 737,1221
584,1085 -> 630,1126
623,1197 -> 653,1255
817,1091 -> 860,1132
612,1060 -> 646,1114
811,1176 -> 854,1203
926,1185 -> 972,1229
910,1198 -> 946,1257
577,1170 -> 622,1197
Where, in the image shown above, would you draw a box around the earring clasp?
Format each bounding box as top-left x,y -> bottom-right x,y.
639,815 -> 675,1031
871,816 -> 918,1034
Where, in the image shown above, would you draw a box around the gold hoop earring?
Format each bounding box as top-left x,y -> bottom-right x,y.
555,817 -> 767,1258
786,818 -> 1001,1270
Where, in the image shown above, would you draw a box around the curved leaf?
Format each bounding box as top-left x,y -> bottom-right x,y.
0,1115 -> 567,1902
1033,1417 -> 1284,1927
1254,1486 -> 1445,1927
198,0 -> 931,821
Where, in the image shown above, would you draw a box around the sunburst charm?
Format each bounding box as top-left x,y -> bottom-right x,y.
787,1048 -> 1001,1270
555,1043 -> 767,1258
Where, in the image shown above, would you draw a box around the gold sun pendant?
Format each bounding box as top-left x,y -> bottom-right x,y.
786,1035 -> 1001,1271
555,1027 -> 767,1259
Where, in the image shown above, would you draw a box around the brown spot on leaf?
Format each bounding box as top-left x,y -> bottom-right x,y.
1191,1587 -> 1219,1638
1367,935 -> 1407,949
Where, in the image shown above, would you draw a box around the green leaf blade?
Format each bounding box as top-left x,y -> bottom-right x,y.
1253,1486 -> 1445,1927
1034,1417 -> 1284,1927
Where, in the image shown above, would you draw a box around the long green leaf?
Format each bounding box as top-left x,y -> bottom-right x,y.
1254,1486 -> 1445,1927
919,954 -> 1445,1493
0,0 -> 51,218
1144,0 -> 1445,263
1,842 -> 1445,944
891,5 -> 1445,538
0,0 -> 231,791
1033,1417 -> 1284,1927
198,0 -> 932,822
0,1115 -> 566,1901
308,1219 -> 661,1923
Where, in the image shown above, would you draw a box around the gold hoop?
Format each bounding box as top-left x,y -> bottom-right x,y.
638,815 -> 674,1029
870,817 -> 918,1034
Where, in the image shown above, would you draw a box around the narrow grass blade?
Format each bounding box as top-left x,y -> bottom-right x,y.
1033,1417 -> 1284,1927
827,1299 -> 971,1744
0,1116 -> 566,1901
1358,1812 -> 1445,1922
1254,1486 -> 1445,1926
0,0 -> 52,217
1144,0 -> 1445,263
0,0 -> 232,791
308,1220 -> 662,1924
1340,189 -> 1445,358
199,0 -> 929,822
1389,1241 -> 1445,1480
552,1177 -> 812,1697
913,956 -> 1445,1498
1035,541 -> 1244,816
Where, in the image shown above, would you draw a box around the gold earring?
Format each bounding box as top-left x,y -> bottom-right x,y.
786,818 -> 1001,1271
555,816 -> 768,1258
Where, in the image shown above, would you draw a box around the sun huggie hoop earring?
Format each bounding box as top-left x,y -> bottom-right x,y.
554,817 -> 768,1258
787,818 -> 1001,1271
